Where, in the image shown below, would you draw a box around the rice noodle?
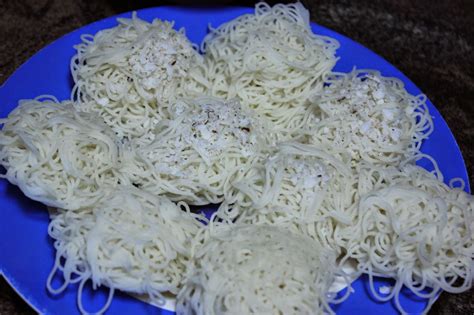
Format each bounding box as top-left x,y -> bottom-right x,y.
47,188 -> 205,310
340,163 -> 474,314
305,69 -> 433,167
187,2 -> 339,137
71,13 -> 200,146
127,96 -> 273,205
217,142 -> 356,253
0,96 -> 121,209
177,224 -> 343,315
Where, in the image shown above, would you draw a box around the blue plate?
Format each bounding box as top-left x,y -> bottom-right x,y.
0,6 -> 470,315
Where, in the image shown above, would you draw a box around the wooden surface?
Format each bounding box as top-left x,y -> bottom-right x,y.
1,0 -> 473,314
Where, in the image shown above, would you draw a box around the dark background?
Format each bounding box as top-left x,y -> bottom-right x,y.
0,0 -> 472,314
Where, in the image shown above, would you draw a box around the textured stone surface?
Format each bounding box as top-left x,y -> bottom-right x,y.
0,0 -> 472,314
